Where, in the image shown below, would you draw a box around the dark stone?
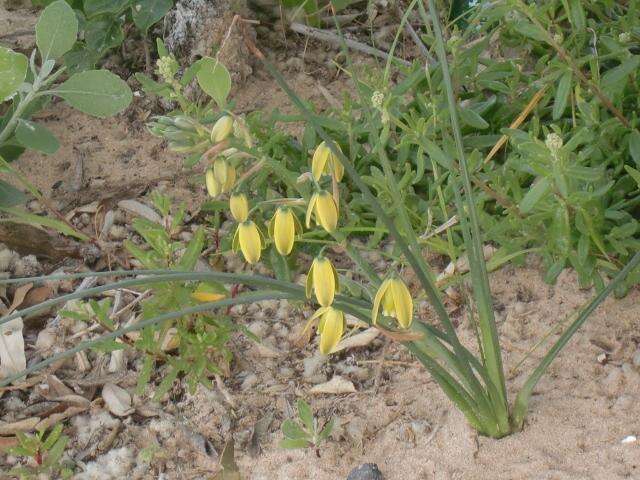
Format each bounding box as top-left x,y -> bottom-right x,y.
346,463 -> 384,480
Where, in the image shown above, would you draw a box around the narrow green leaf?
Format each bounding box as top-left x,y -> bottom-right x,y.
177,228 -> 205,271
628,130 -> 640,167
41,423 -> 63,450
0,46 -> 28,100
196,57 -> 231,108
458,106 -> 489,129
15,119 -> 60,154
0,206 -> 88,240
625,165 -> 640,187
131,0 -> 173,34
54,69 -> 132,117
519,177 -> 550,213
36,0 -> 78,60
552,72 -> 572,120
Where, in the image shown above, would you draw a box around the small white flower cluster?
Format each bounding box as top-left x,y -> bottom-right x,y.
371,91 -> 384,110
156,56 -> 178,84
619,32 -> 632,43
545,133 -> 563,153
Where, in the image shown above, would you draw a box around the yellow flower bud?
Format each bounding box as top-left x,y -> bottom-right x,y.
206,159 -> 236,197
229,193 -> 249,222
311,306 -> 345,355
268,207 -> 301,256
233,220 -> 263,264
312,141 -> 344,182
372,276 -> 413,329
306,256 -> 339,307
305,190 -> 338,233
191,282 -> 228,302
205,168 -> 222,197
210,115 -> 234,143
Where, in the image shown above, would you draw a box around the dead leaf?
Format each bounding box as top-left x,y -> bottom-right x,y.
251,343 -> 281,358
102,383 -> 134,417
333,328 -> 379,353
7,283 -> 32,314
35,405 -> 87,431
21,285 -> 54,309
309,375 -> 356,395
0,436 -> 19,452
117,199 -> 162,223
0,417 -> 40,435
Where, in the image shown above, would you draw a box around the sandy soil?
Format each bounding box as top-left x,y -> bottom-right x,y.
227,266 -> 640,480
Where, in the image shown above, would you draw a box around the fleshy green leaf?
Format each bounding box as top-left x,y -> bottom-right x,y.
278,438 -> 310,450
131,0 -> 173,34
196,57 -> 231,108
0,180 -> 27,207
0,46 -> 28,100
296,399 -> 314,432
84,0 -> 131,17
15,119 -> 60,154
85,16 -> 125,53
281,419 -> 308,440
36,0 -> 79,60
54,69 -> 132,117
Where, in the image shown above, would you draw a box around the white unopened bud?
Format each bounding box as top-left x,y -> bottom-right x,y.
545,133 -> 563,153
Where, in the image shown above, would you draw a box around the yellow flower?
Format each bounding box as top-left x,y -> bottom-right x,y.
310,306 -> 345,355
205,159 -> 236,197
229,193 -> 249,222
312,141 -> 344,182
191,282 -> 227,302
233,220 -> 263,264
268,207 -> 302,256
372,276 -> 414,329
306,256 -> 339,307
305,190 -> 338,233
210,115 -> 234,143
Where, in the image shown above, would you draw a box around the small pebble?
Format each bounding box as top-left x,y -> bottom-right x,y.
247,320 -> 269,338
347,463 -> 384,480
241,373 -> 258,391
621,435 -> 637,444
632,349 -> 640,367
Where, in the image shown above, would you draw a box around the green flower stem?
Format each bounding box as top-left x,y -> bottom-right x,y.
425,0 -> 510,434
512,250 -> 640,430
0,271 -> 371,328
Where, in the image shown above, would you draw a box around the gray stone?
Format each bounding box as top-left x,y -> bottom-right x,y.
347,463 -> 384,480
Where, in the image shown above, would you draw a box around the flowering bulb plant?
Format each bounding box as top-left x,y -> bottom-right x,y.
2,1 -> 640,442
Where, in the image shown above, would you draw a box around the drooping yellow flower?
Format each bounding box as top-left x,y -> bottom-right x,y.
233,220 -> 263,264
205,159 -> 236,197
310,306 -> 345,355
268,207 -> 302,256
191,282 -> 228,302
372,276 -> 414,329
305,190 -> 338,233
306,256 -> 339,307
210,115 -> 234,143
229,193 -> 249,222
312,141 -> 344,182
